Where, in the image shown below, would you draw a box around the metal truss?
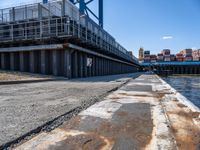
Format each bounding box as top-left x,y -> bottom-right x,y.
69,0 -> 103,28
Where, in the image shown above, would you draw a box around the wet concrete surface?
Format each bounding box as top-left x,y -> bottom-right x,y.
163,75 -> 200,108
0,73 -> 141,147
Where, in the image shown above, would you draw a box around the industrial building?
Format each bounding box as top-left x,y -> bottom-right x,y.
138,47 -> 144,62
0,0 -> 139,78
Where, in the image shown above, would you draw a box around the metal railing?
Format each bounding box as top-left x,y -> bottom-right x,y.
0,0 -> 138,63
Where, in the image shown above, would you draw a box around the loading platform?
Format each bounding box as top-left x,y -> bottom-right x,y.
0,0 -> 139,78
13,74 -> 200,150
142,62 -> 200,75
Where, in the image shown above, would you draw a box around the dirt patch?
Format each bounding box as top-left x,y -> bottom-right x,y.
61,116 -> 82,130
58,103 -> 153,150
177,111 -> 200,119
171,125 -> 200,150
49,133 -> 109,150
0,71 -> 52,81
116,111 -> 128,117
173,99 -> 179,102
118,92 -> 154,98
110,96 -> 122,100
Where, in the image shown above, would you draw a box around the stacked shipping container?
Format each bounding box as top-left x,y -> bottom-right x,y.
144,51 -> 150,62
193,50 -> 200,61
180,49 -> 193,62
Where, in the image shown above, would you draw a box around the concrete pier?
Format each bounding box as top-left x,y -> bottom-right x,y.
19,52 -> 29,72
1,53 -> 10,70
10,52 -> 19,71
145,63 -> 200,75
41,50 -> 48,74
0,44 -> 139,78
13,74 -> 200,150
63,49 -> 72,78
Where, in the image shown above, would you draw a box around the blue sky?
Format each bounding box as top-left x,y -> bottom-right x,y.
1,0 -> 200,57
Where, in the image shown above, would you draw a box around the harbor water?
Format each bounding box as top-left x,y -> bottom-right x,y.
163,75 -> 200,108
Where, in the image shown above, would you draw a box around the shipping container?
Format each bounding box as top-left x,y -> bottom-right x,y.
164,56 -> 171,62
193,58 -> 199,61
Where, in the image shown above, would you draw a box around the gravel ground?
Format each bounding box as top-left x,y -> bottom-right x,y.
0,73 -> 140,147
0,70 -> 54,81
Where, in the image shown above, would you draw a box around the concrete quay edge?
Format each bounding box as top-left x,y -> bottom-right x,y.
12,74 -> 200,150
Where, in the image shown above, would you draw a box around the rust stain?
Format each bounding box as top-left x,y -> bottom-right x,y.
176,110 -> 200,119
171,124 -> 200,150
59,104 -> 154,149
157,93 -> 165,99
118,92 -> 154,98
110,96 -> 122,100
92,109 -> 153,149
61,116 -> 82,130
116,111 -> 128,117
50,132 -> 112,150
166,105 -> 200,150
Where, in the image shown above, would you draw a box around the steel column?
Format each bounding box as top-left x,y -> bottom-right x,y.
79,0 -> 85,15
41,50 -> 48,74
10,52 -> 19,71
52,50 -> 59,76
99,0 -> 103,28
72,51 -> 78,78
1,53 -> 6,70
64,49 -> 72,78
30,51 -> 36,73
92,56 -> 95,76
83,53 -> 87,77
19,52 -> 25,72
79,52 -> 84,78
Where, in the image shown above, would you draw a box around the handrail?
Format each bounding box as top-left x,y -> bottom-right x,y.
0,0 -> 138,63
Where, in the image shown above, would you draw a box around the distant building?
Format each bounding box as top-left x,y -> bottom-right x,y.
138,47 -> 144,62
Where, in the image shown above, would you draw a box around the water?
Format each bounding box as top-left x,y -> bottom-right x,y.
162,75 -> 200,108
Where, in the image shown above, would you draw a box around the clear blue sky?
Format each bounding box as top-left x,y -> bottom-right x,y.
1,0 -> 200,57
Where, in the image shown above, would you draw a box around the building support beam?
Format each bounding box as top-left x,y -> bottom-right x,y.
83,53 -> 87,77
1,53 -> 10,70
73,51 -> 78,78
52,50 -> 59,76
79,52 -> 84,78
64,49 -> 72,78
1,53 -> 6,70
41,50 -> 48,74
30,51 -> 37,73
10,52 -> 19,71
